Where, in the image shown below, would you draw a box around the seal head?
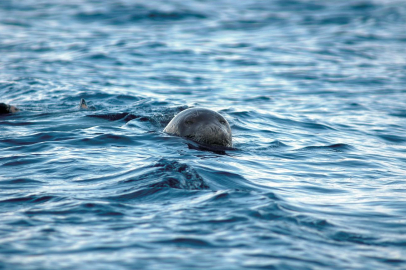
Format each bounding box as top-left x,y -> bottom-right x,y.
0,103 -> 19,114
164,108 -> 232,148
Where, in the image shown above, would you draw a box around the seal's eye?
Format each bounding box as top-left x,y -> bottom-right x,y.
219,119 -> 226,125
185,120 -> 193,125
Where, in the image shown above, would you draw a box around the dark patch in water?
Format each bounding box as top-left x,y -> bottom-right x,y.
149,159 -> 210,190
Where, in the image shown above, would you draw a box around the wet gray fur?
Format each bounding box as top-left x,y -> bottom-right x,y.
164,108 -> 232,147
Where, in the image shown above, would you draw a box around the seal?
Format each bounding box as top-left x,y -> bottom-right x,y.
164,108 -> 232,148
0,103 -> 19,114
79,98 -> 88,110
79,98 -> 96,111
1,99 -> 92,115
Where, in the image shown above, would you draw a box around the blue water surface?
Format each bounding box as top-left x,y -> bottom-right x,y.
1,0 -> 406,269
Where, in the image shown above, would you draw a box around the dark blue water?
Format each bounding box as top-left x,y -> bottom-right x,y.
1,0 -> 406,269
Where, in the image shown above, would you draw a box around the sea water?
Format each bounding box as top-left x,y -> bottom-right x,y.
1,0 -> 406,269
